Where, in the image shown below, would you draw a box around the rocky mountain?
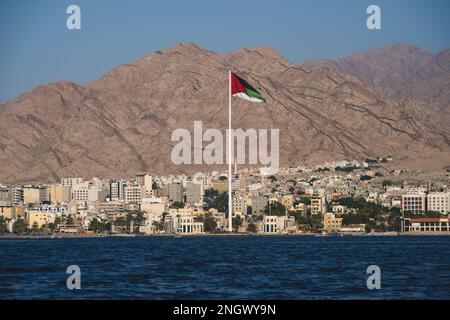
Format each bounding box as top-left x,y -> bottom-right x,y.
303,43 -> 450,111
1,43 -> 449,183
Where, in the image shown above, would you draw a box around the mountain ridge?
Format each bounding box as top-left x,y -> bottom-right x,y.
303,43 -> 450,111
1,42 -> 449,183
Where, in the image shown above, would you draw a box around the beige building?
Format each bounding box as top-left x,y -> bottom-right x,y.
212,182 -> 228,193
23,187 -> 47,205
281,195 -> 294,210
173,216 -> 204,234
61,177 -> 83,188
124,185 -> 144,204
28,211 -> 55,229
332,205 -> 347,215
291,202 -> 307,215
50,184 -> 71,204
323,212 -> 343,232
232,196 -> 247,215
71,187 -> 89,203
141,198 -> 166,215
0,206 -> 25,219
311,197 -> 325,215
261,215 -> 294,233
427,192 -> 450,214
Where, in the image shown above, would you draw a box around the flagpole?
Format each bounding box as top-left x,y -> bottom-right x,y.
228,69 -> 233,233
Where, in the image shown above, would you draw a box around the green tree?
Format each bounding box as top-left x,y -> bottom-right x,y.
152,220 -> 165,233
299,197 -> 311,206
204,192 -> 228,213
232,215 -> 243,230
425,211 -> 443,218
382,180 -> 393,187
31,222 -> 40,233
135,211 -> 145,224
152,181 -> 158,190
0,216 -> 8,233
264,202 -> 286,216
66,215 -> 74,225
13,218 -> 28,234
171,201 -> 185,209
203,212 -> 217,233
247,222 -> 257,233
89,218 -> 105,233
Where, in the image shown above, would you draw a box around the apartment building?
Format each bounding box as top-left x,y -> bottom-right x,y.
427,192 -> 450,214
50,184 -> 71,204
168,183 -> 183,203
186,182 -> 203,204
401,194 -> 426,214
323,212 -> 343,232
124,185 -> 144,204
311,197 -> 325,215
61,177 -> 83,188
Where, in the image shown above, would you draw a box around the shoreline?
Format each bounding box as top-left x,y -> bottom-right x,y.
1,232 -> 450,239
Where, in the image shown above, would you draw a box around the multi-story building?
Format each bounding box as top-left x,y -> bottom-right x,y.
281,195 -> 294,210
291,202 -> 307,215
332,205 -> 347,215
23,187 -> 47,205
232,196 -> 247,215
427,192 -> 450,214
50,184 -> 71,204
311,197 -> 325,215
323,212 -> 343,232
251,194 -> 268,214
71,187 -> 89,203
211,181 -> 228,193
61,177 -> 83,188
168,183 -> 183,203
88,187 -> 108,203
28,211 -> 55,229
401,194 -> 426,214
186,182 -> 203,204
141,197 -> 166,215
124,185 -> 144,204
0,206 -> 25,219
0,187 -> 11,206
109,180 -> 126,200
135,173 -> 152,195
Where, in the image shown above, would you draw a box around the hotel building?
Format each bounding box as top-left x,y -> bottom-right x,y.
401,194 -> 426,214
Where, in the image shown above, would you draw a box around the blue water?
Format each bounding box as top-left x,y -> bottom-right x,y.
0,236 -> 449,300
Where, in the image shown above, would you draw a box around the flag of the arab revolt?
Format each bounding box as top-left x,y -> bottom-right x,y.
231,72 -> 266,103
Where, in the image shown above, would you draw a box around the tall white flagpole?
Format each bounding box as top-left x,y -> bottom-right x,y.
228,69 -> 233,233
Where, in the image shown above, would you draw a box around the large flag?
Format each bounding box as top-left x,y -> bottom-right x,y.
231,72 -> 266,103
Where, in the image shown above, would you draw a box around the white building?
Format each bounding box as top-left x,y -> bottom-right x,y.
62,177 -> 84,188
124,185 -> 144,204
71,187 -> 89,203
261,215 -> 294,233
427,192 -> 450,214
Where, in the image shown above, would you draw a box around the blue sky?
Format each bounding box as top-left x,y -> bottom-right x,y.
1,0 -> 449,103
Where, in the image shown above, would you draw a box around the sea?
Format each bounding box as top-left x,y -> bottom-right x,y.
0,236 -> 449,300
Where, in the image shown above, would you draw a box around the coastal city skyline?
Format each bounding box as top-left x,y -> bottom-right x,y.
2,157 -> 449,237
